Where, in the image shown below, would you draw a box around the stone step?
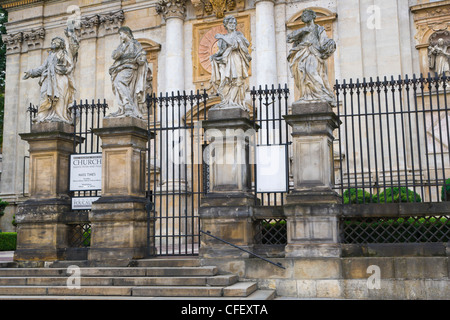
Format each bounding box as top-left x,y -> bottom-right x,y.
0,286 -> 132,296
0,291 -> 276,300
0,274 -> 238,287
223,282 -> 258,297
132,258 -> 201,268
0,266 -> 218,277
131,286 -> 224,297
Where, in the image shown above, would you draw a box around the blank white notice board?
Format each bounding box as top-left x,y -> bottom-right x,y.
256,145 -> 288,193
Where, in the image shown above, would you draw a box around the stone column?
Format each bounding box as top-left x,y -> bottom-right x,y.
283,101 -> 341,258
155,1 -> 188,249
157,0 -> 186,93
200,108 -> 257,258
88,117 -> 154,263
14,122 -> 76,262
255,0 -> 278,88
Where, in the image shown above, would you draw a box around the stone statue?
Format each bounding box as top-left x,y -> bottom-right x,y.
23,29 -> 79,124
428,38 -> 450,76
210,15 -> 252,111
109,26 -> 151,118
287,9 -> 336,106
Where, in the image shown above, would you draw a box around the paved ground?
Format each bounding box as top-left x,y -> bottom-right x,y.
0,251 -> 14,262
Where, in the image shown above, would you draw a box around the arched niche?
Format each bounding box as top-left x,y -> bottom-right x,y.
137,38 -> 161,96
411,1 -> 450,74
286,7 -> 337,101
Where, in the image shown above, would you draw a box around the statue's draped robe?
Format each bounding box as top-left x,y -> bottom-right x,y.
428,44 -> 450,76
287,24 -> 336,106
109,39 -> 148,118
210,31 -> 251,110
29,49 -> 75,123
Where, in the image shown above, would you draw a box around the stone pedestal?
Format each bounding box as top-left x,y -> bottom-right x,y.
15,122 -> 76,262
88,116 -> 154,262
199,108 -> 258,258
283,101 -> 342,257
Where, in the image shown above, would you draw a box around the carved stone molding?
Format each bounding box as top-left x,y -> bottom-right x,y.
99,10 -> 125,36
156,0 -> 187,20
191,0 -> 244,18
79,14 -> 100,39
77,10 -> 125,39
23,27 -> 45,51
2,32 -> 23,55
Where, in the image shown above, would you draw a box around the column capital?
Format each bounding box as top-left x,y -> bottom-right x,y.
255,0 -> 276,4
156,0 -> 187,20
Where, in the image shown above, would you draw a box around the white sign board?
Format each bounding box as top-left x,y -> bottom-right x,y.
256,145 -> 288,193
72,197 -> 100,210
70,153 -> 102,191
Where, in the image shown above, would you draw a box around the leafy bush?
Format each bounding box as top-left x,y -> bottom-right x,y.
0,199 -> 8,217
343,188 -> 374,204
0,232 -> 16,251
441,178 -> 450,201
376,187 -> 421,203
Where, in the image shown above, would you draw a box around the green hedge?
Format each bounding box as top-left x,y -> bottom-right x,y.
343,187 -> 422,204
343,188 -> 374,204
376,187 -> 421,203
0,232 -> 17,251
0,199 -> 8,217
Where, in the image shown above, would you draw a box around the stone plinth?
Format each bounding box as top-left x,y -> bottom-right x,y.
88,116 -> 155,262
15,122 -> 77,262
283,102 -> 342,258
199,107 -> 258,258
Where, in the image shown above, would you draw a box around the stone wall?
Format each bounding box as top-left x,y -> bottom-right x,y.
200,256 -> 450,299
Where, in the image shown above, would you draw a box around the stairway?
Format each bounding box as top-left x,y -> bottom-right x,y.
0,258 -> 275,300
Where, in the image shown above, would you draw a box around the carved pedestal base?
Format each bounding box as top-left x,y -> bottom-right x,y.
283,102 -> 342,258
88,117 -> 154,264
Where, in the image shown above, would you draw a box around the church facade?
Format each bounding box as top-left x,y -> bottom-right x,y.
0,0 -> 448,230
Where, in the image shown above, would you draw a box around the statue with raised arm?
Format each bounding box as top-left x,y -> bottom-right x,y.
428,38 -> 450,77
287,9 -> 336,106
109,26 -> 150,119
23,29 -> 79,124
210,15 -> 252,111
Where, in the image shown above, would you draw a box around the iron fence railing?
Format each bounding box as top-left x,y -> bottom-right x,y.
334,74 -> 450,204
250,84 -> 291,207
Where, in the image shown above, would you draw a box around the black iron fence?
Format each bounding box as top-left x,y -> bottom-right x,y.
334,74 -> 450,205
335,74 -> 450,247
250,85 -> 290,246
145,91 -> 207,256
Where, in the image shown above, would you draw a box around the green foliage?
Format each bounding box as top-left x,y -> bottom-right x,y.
441,178 -> 450,201
343,188 -> 374,204
0,199 -> 8,217
0,232 -> 16,251
376,187 -> 421,203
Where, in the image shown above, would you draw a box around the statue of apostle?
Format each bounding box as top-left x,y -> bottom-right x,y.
428,38 -> 450,77
287,9 -> 336,106
109,26 -> 151,118
23,29 -> 79,124
210,15 -> 252,111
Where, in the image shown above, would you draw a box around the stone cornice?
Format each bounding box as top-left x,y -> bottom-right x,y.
1,0 -> 42,10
